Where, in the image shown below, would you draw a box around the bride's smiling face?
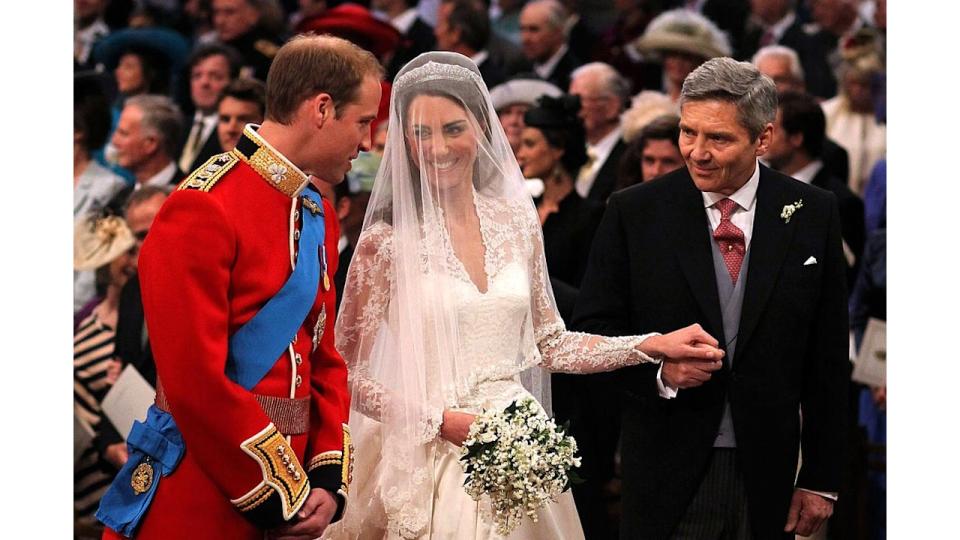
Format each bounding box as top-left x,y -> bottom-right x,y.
405,94 -> 479,192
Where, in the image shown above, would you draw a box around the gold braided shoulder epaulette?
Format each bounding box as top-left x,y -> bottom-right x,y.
178,152 -> 239,192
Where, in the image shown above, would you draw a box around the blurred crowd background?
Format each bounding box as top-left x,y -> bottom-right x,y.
72,0 -> 886,538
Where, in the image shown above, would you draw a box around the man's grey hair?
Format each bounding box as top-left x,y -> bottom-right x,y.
126,94 -> 184,160
751,45 -> 805,83
525,0 -> 569,33
679,57 -> 777,140
571,62 -> 632,110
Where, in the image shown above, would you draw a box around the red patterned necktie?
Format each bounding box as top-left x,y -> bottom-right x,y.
713,198 -> 746,284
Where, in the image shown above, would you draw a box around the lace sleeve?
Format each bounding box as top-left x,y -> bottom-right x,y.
335,224 -> 444,441
527,220 -> 662,374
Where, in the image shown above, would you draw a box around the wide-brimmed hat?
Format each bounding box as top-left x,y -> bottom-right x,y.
295,4 -> 402,59
489,76 -> 563,112
74,215 -> 135,271
632,9 -> 732,61
92,27 -> 190,73
621,90 -> 678,142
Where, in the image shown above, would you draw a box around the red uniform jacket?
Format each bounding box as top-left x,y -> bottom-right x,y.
105,127 -> 351,539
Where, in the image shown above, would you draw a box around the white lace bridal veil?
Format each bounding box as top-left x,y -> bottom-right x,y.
334,51 -> 563,537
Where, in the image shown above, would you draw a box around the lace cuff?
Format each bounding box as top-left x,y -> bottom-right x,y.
537,323 -> 662,374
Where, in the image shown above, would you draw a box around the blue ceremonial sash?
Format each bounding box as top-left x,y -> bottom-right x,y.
226,189 -> 326,389
97,190 -> 326,536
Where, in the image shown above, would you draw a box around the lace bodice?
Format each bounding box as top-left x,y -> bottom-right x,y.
336,192 -> 659,436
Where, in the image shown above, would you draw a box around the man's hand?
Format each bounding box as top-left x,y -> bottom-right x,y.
104,442 -> 129,469
439,410 -> 476,446
639,324 -> 725,363
784,489 -> 834,537
267,488 -> 338,540
661,358 -> 723,389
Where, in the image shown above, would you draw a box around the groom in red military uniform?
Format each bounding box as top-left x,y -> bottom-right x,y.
97,35 -> 383,539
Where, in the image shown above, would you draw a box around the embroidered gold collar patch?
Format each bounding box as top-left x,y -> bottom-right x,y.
232,125 -> 310,198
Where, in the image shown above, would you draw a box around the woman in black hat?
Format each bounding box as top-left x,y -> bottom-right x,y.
517,94 -> 603,296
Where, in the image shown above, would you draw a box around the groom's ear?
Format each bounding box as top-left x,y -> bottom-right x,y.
754,122 -> 774,157
311,92 -> 335,129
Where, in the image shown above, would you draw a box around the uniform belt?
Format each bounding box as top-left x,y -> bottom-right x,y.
155,380 -> 310,435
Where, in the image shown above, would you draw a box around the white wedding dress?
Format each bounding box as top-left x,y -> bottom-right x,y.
326,193 -> 656,540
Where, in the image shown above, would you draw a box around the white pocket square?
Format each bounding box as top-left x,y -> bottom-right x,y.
803,256 -> 818,266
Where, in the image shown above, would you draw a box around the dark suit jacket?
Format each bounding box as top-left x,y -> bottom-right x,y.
486,35 -> 532,81
386,17 -> 437,81
810,164 -> 865,285
739,17 -> 837,99
539,49 -> 581,94
179,125 -> 224,174
572,165 -> 848,539
586,138 -> 628,204
334,242 -> 354,313
821,137 -> 849,185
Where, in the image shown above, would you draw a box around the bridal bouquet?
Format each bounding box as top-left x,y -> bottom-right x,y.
460,398 -> 582,535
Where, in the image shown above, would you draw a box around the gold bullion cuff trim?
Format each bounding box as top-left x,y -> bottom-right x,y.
342,424 -> 354,491
239,423 -> 310,520
231,483 -> 273,512
306,451 -> 342,471
178,152 -> 238,192
233,125 -> 309,198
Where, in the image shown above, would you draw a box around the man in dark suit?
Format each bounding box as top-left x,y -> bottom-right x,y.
737,0 -> 836,99
177,44 -> 241,174
111,94 -> 185,190
573,58 -> 848,539
765,90 -> 865,285
377,0 -> 437,80
752,44 -> 850,186
519,0 -> 581,91
569,61 -> 630,204
434,0 -> 522,90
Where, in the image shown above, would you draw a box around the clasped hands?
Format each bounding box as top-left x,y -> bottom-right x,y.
639,323 -> 724,390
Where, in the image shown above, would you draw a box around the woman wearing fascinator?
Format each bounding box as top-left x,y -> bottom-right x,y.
327,52 -> 723,539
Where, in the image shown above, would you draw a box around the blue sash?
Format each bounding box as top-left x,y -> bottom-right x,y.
97,190 -> 326,536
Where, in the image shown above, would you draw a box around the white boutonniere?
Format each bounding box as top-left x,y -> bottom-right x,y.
780,199 -> 804,223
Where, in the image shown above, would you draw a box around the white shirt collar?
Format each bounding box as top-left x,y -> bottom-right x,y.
141,161 -> 178,189
471,49 -> 490,67
588,125 -> 622,160
766,11 -> 796,42
534,43 -> 568,80
790,159 -> 823,185
701,159 -> 761,211
391,8 -> 419,34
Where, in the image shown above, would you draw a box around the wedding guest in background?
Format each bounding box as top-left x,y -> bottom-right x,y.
822,29 -> 886,196
73,213 -> 137,533
519,0 -> 582,91
569,62 -> 631,203
620,89 -> 677,143
177,44 -> 241,173
111,95 -> 185,192
616,113 -> 682,190
211,0 -> 285,80
753,44 -> 851,184
764,90 -> 864,285
631,8 -> 732,102
215,77 -> 266,152
375,0 -> 437,79
490,75 -> 562,158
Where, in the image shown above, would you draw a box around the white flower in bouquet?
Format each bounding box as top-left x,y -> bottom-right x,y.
459,398 -> 582,536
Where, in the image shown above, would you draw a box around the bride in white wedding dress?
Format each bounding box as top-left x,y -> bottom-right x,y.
325,52 -> 722,540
